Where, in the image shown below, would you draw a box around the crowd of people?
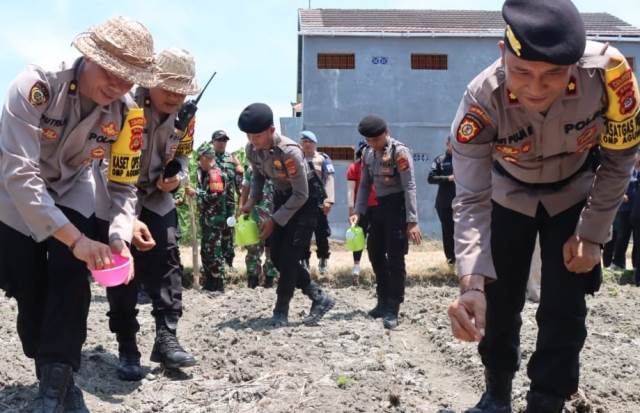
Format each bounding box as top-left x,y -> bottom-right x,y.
1,0 -> 639,412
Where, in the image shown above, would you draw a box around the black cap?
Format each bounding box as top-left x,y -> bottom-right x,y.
357,115 -> 388,138
238,103 -> 274,133
502,0 -> 586,65
212,130 -> 230,141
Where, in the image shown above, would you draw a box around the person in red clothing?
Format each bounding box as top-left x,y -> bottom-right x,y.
346,140 -> 378,283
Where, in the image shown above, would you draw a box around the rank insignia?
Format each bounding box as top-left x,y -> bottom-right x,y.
41,128 -> 58,140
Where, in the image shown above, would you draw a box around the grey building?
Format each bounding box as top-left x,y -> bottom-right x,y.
280,9 -> 640,239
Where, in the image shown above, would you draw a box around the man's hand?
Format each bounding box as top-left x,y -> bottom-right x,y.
349,213 -> 359,226
623,194 -> 629,203
448,175 -> 455,182
563,235 -> 601,273
185,186 -> 196,198
156,175 -> 180,193
407,222 -> 422,245
259,218 -> 275,240
110,239 -> 135,284
72,235 -> 113,270
241,198 -> 256,216
323,202 -> 332,215
447,274 -> 486,342
132,219 -> 156,252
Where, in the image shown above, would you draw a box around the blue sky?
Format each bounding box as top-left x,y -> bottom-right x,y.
1,0 -> 638,151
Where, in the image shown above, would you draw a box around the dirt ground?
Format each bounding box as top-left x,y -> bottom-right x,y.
1,241 -> 639,413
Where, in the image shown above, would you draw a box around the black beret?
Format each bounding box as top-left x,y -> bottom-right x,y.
358,115 -> 388,138
238,103 -> 273,133
502,0 -> 586,65
212,129 -> 230,141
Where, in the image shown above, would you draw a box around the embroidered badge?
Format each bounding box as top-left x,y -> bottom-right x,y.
41,128 -> 58,140
576,125 -> 597,153
101,122 -> 119,138
456,114 -> 483,143
29,81 -> 49,106
495,144 -> 520,156
396,155 -> 410,172
91,147 -> 106,159
284,158 -> 298,176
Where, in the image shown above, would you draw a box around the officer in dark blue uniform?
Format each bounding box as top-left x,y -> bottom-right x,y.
427,136 -> 455,265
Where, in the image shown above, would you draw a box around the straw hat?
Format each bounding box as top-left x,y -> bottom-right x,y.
154,48 -> 200,95
72,16 -> 155,88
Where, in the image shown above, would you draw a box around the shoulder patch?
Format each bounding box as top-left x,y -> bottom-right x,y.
600,58 -> 640,150
284,158 -> 298,177
456,113 -> 484,143
29,81 -> 49,106
396,154 -> 410,172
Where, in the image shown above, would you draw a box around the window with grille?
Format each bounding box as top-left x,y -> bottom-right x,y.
317,53 -> 355,69
411,54 -> 448,70
318,146 -> 355,161
626,56 -> 636,72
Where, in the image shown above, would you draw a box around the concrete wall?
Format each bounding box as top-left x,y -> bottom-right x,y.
298,34 -> 640,239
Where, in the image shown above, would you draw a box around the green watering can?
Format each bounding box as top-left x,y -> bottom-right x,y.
345,224 -> 366,252
235,215 -> 260,246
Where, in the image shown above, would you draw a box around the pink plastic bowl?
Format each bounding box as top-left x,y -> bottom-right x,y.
91,254 -> 130,287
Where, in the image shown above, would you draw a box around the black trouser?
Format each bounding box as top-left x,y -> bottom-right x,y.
479,201 -> 600,398
612,210 -> 635,268
304,208 -> 331,261
0,206 -> 94,372
367,192 -> 408,303
106,208 -> 183,343
268,193 -> 318,300
436,205 -> 455,264
353,210 -> 372,262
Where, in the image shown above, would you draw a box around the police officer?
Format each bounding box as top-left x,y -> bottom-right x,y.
239,165 -> 279,288
446,1 -> 640,411
239,103 -> 335,326
196,142 -> 228,292
427,136 -> 456,265
0,17 -> 155,412
102,48 -> 199,380
300,130 -> 335,274
210,130 -> 242,271
350,115 -> 422,329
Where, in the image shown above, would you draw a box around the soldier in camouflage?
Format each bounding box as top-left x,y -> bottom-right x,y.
196,142 -> 228,292
240,165 -> 278,288
211,130 -> 242,271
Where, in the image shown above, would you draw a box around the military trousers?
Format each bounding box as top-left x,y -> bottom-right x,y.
367,192 -> 408,303
435,204 -> 455,264
106,208 -> 183,340
479,200 -> 601,398
0,206 -> 94,371
304,207 -> 331,261
268,192 -> 318,300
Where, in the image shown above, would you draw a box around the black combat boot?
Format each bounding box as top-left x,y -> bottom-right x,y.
464,370 -> 514,413
247,276 -> 259,289
367,296 -> 386,319
271,295 -> 290,327
116,333 -> 143,381
203,276 -> 224,292
150,315 -> 197,369
302,282 -> 335,325
63,378 -> 89,413
524,391 -> 564,413
264,276 -> 274,288
32,363 -> 72,413
382,300 -> 401,330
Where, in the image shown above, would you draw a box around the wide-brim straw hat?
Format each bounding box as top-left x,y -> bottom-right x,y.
154,48 -> 200,95
72,16 -> 156,88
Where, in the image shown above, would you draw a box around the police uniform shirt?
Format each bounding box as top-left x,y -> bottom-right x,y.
451,41 -> 640,279
133,87 -> 188,216
0,58 -> 138,243
245,134 -> 309,226
355,137 -> 418,223
305,151 -> 335,204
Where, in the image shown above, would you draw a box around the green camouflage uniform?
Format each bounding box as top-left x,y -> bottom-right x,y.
197,145 -> 229,286
215,151 -> 239,267
243,166 -> 278,283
